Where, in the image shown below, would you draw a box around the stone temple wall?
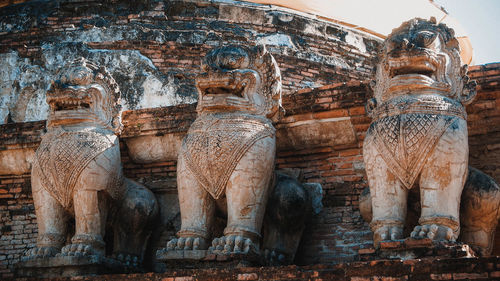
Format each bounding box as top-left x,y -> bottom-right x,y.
0,0 -> 500,279
0,63 -> 499,278
0,0 -> 378,124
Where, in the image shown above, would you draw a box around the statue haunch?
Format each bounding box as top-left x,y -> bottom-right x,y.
363,18 -> 477,247
25,59 -> 158,266
360,167 -> 500,255
165,44 -> 281,256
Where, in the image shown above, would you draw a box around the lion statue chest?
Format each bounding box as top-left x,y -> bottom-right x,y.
181,112 -> 275,200
367,94 -> 467,188
32,127 -> 121,209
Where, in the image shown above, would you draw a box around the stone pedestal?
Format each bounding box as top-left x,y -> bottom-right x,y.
16,256 -> 140,278
156,249 -> 262,270
359,238 -> 477,261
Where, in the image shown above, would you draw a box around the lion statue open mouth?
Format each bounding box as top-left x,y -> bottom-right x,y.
25,58 -> 158,267
361,18 -> 500,256
161,44 -> 283,258
363,18 -> 478,247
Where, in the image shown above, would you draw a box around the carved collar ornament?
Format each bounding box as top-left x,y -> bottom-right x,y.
182,112 -> 275,199
33,128 -> 118,208
368,114 -> 458,189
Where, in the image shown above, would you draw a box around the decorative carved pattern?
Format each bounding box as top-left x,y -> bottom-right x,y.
368,95 -> 467,120
371,114 -> 457,189
182,113 -> 275,199
33,128 -> 115,208
26,58 -> 158,267
363,18 -> 477,247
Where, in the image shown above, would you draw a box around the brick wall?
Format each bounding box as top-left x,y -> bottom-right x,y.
0,64 -> 498,278
0,0 -> 499,278
0,175 -> 36,279
0,0 -> 380,114
467,63 -> 500,255
8,257 -> 500,280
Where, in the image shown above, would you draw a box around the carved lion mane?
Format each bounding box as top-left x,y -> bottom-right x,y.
196,44 -> 282,120
47,58 -> 122,132
372,17 -> 476,108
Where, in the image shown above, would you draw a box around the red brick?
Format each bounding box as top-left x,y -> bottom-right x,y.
313,109 -> 348,119
339,148 -> 362,157
490,271 -> 500,278
237,273 -> 258,280
453,272 -> 488,279
349,106 -> 366,116
358,248 -> 375,254
430,273 -> 453,280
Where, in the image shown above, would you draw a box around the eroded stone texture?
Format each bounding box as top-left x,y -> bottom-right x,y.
0,43 -> 195,126
157,44 -> 320,265
363,18 -> 477,248
460,167 -> 500,255
262,171 -> 323,265
0,52 -> 51,124
159,44 -> 281,261
22,58 -> 158,275
0,0 -> 381,127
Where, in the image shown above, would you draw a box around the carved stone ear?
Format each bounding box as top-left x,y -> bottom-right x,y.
255,44 -> 266,56
460,65 -> 469,77
369,80 -> 376,90
365,98 -> 377,116
447,39 -> 459,50
461,81 -> 477,105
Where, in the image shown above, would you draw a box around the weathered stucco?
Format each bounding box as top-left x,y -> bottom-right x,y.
0,44 -> 196,125
0,0 -> 381,125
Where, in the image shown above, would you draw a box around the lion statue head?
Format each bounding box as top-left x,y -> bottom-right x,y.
195,44 -> 282,120
372,17 -> 476,107
46,58 -> 122,132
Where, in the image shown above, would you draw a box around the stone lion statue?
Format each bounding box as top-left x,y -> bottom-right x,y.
25,58 -> 158,266
165,44 -> 281,256
363,18 -> 478,247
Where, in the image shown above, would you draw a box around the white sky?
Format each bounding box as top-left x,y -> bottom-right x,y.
436,0 -> 500,65
247,0 -> 499,65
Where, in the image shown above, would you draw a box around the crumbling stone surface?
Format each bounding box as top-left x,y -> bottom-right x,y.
0,0 -> 380,125
0,63 -> 499,278
6,256 -> 500,280
0,0 -> 500,279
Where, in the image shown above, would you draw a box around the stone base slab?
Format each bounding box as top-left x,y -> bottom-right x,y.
16,256 -> 140,278
156,249 -> 262,269
9,257 -> 500,280
359,238 -> 477,260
